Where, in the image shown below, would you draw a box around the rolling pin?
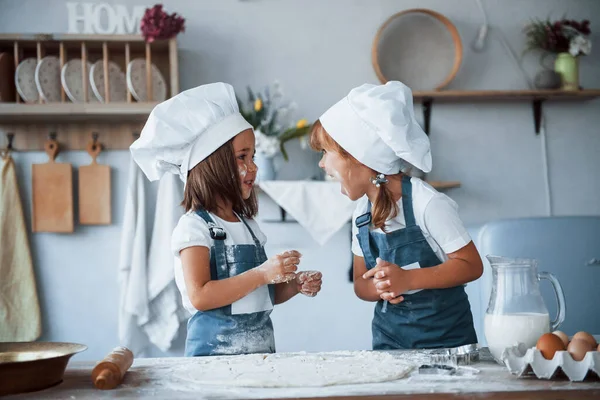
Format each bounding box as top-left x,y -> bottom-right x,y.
91,346 -> 134,390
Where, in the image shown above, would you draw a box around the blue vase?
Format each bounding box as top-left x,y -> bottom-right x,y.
255,152 -> 276,181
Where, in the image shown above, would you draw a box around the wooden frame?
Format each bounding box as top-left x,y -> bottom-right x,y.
0,33 -> 179,151
372,9 -> 463,90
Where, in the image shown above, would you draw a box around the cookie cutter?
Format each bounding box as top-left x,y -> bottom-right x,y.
418,364 -> 456,375
427,344 -> 480,366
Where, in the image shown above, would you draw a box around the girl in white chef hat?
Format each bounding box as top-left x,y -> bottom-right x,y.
310,81 -> 482,350
131,82 -> 322,357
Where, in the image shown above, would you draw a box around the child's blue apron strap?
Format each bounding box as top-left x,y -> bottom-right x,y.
401,175 -> 416,227
237,214 -> 264,261
237,214 -> 262,248
355,201 -> 378,268
194,209 -> 227,269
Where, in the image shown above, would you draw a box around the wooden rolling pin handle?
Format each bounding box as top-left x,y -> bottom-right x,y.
92,347 -> 133,390
94,369 -> 115,389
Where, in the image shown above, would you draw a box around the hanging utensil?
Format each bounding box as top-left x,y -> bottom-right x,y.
78,133 -> 111,225
31,134 -> 74,233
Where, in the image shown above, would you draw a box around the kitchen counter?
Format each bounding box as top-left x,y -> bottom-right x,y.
5,349 -> 600,400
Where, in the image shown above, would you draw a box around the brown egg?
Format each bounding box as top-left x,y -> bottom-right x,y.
536,333 -> 566,360
567,338 -> 594,361
552,331 -> 569,347
572,331 -> 598,347
597,343 -> 600,352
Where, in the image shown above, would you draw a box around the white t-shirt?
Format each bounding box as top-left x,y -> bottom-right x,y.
171,211 -> 269,315
351,177 -> 471,263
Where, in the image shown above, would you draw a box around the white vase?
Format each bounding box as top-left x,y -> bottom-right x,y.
255,152 -> 276,181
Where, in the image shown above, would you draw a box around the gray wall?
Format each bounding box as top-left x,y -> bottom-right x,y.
1,0 -> 599,360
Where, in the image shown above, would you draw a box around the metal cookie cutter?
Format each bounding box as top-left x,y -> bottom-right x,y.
418,364 -> 456,375
428,344 -> 479,366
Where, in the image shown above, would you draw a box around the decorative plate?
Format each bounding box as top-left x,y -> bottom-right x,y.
90,60 -> 127,103
15,58 -> 39,103
35,56 -> 62,102
126,59 -> 167,102
61,59 -> 98,103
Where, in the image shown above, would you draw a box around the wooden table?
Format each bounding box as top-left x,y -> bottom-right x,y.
5,350 -> 600,400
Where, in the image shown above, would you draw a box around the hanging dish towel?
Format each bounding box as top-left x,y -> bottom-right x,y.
258,181 -> 357,245
0,154 -> 41,341
142,173 -> 187,352
118,157 -> 150,355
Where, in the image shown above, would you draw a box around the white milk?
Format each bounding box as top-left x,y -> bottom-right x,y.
484,313 -> 550,362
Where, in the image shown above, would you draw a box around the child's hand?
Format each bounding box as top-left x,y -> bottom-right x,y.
258,250 -> 301,284
362,258 -> 410,304
296,271 -> 322,297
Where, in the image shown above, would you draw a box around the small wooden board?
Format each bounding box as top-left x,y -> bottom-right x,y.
78,140 -> 111,225
31,139 -> 74,233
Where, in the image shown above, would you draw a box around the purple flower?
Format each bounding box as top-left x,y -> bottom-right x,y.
140,4 -> 186,43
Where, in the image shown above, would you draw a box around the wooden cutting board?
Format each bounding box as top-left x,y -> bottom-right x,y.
78,140 -> 111,225
32,139 -> 74,233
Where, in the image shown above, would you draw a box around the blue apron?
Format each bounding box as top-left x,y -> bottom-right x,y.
184,209 -> 276,357
356,176 -> 477,350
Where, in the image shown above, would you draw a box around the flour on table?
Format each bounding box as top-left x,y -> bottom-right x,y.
175,351 -> 415,387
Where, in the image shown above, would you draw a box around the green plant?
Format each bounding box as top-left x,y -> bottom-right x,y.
237,82 -> 312,161
278,124 -> 311,161
523,17 -> 591,56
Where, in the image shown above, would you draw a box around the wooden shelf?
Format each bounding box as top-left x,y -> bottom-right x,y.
0,103 -> 156,151
428,180 -> 461,190
0,102 -> 158,123
0,33 -> 172,51
411,89 -> 600,134
412,89 -> 600,101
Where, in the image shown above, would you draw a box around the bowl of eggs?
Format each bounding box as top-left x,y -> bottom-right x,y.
502,331 -> 600,381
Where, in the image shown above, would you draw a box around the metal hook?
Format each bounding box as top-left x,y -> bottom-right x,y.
7,133 -> 14,150
47,132 -> 58,152
92,132 -> 99,151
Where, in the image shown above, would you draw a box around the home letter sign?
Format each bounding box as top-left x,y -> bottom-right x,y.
66,2 -> 145,34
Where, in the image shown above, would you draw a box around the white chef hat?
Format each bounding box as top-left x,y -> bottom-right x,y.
319,81 -> 432,174
130,82 -> 252,182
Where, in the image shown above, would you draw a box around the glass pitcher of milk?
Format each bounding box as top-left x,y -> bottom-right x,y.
484,255 -> 566,364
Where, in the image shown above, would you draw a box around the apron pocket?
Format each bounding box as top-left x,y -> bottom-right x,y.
399,261 -> 423,295
391,290 -> 439,311
231,285 -> 273,315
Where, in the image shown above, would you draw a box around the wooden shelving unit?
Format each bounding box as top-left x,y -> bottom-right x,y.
0,33 -> 179,151
0,102 -> 158,122
412,89 -> 600,134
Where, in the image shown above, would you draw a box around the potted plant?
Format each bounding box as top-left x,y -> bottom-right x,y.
237,82 -> 311,181
524,17 -> 591,90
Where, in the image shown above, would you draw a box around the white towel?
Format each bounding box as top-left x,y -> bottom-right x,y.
141,173 -> 187,352
0,154 -> 41,341
118,158 -> 150,355
258,181 -> 357,246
